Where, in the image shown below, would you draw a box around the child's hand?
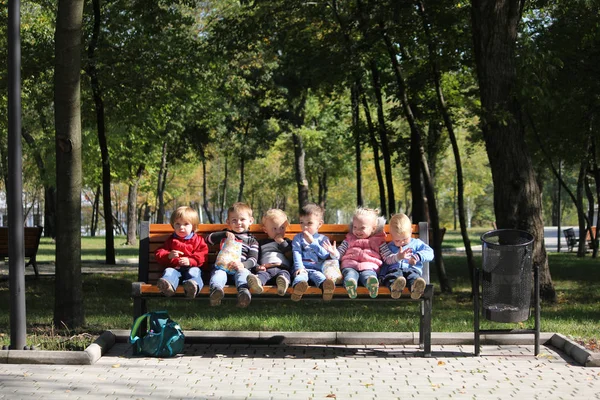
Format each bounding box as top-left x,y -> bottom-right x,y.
168,250 -> 184,260
178,257 -> 191,266
226,232 -> 236,241
228,260 -> 243,271
274,234 -> 285,243
303,230 -> 314,244
323,241 -> 339,258
396,248 -> 413,262
407,255 -> 418,266
295,268 -> 307,276
257,265 -> 268,272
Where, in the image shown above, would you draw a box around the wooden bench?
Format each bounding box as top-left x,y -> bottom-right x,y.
132,221 -> 434,355
0,226 -> 44,278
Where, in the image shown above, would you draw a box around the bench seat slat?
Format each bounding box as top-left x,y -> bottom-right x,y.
137,283 -> 426,298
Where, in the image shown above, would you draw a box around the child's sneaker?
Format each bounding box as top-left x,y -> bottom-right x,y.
322,278 -> 335,301
237,288 -> 251,308
183,280 -> 199,299
390,276 -> 406,299
366,276 -> 379,298
345,278 -> 357,299
157,278 -> 175,297
291,281 -> 308,302
209,287 -> 224,306
247,274 -> 264,294
411,277 -> 427,299
276,275 -> 290,296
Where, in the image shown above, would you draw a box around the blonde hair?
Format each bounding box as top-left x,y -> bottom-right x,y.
351,207 -> 385,232
262,209 -> 288,226
300,203 -> 324,219
389,213 -> 412,235
170,206 -> 199,228
228,202 -> 253,218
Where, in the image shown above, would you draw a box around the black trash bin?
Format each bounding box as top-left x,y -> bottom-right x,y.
480,229 -> 534,323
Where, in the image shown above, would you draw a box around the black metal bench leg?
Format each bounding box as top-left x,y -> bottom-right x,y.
422,296 -> 432,357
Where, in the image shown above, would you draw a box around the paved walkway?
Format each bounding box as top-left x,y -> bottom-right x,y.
0,342 -> 598,399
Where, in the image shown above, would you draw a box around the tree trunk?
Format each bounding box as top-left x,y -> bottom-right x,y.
351,84 -> 363,207
238,153 -> 245,203
369,60 -> 395,217
86,0 -> 115,264
200,154 -> 214,224
576,159 -> 587,256
156,141 -> 168,224
54,0 -> 85,328
126,164 -> 145,246
21,128 -> 56,237
292,132 -> 310,211
318,171 -> 328,210
91,186 -> 100,236
472,0 -> 556,302
360,91 -> 387,216
219,154 -> 228,223
418,0 -> 476,286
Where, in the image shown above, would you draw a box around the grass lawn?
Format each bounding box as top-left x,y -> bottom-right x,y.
1,232 -> 599,351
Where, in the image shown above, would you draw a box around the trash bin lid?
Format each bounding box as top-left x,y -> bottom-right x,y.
481,229 -> 534,248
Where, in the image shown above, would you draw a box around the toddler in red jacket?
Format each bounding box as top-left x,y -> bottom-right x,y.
155,206 -> 208,298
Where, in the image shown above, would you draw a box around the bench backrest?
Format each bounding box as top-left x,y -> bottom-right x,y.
0,226 -> 44,259
139,221 -> 430,284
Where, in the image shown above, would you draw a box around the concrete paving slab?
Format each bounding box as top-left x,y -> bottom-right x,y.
0,342 -> 598,399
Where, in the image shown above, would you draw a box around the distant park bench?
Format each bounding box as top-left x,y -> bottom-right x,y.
0,226 -> 44,278
132,221 -> 435,356
563,226 -> 597,252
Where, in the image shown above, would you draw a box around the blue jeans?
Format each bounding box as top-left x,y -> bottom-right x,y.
380,267 -> 422,289
292,268 -> 326,288
342,268 -> 377,287
161,267 -> 203,291
210,268 -> 250,291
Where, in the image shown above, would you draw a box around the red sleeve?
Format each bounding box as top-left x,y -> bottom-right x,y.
155,237 -> 177,267
187,235 -> 209,268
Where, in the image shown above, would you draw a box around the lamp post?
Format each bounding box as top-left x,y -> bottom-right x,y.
8,0 -> 27,349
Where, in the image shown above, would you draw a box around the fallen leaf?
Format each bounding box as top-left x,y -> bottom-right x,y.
364,383 -> 374,388
326,394 -> 337,398
112,364 -> 121,368
307,380 -> 314,385
437,361 -> 446,366
313,365 -> 319,370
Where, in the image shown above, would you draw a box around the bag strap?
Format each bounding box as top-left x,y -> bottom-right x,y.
129,312 -> 152,344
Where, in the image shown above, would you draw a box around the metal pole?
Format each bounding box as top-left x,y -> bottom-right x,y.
557,160 -> 562,252
8,0 -> 27,350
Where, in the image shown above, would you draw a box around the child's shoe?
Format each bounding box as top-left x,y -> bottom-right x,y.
247,274 -> 264,294
410,277 -> 427,299
276,275 -> 290,296
390,277 -> 406,299
291,281 -> 308,302
322,278 -> 335,301
183,280 -> 199,299
345,278 -> 357,299
237,288 -> 252,308
366,276 -> 379,298
157,278 -> 175,297
209,287 -> 224,306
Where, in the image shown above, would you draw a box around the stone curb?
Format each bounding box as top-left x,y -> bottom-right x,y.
0,331 -> 115,365
2,331 -> 597,367
550,333 -> 600,367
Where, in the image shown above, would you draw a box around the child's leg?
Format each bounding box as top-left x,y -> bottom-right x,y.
235,268 -> 252,307
181,267 -> 203,298
342,268 -> 358,299
406,271 -> 426,299
291,269 -> 309,301
309,270 -> 334,301
209,269 -> 227,306
157,267 -> 181,296
274,269 -> 291,296
358,269 -> 379,298
247,272 -> 264,294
